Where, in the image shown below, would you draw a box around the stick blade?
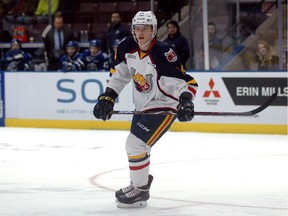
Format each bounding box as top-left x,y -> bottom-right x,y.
195,93 -> 277,116
249,93 -> 277,115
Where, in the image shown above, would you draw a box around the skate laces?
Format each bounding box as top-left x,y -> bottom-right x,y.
125,188 -> 141,198
125,186 -> 150,198
121,184 -> 134,193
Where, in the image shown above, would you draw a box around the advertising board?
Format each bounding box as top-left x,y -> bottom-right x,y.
4,71 -> 287,133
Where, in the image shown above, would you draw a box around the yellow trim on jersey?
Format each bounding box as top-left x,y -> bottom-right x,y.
181,64 -> 186,72
110,68 -> 116,74
146,115 -> 175,146
187,79 -> 198,85
139,50 -> 147,59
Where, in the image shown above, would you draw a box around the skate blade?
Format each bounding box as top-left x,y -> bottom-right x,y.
117,201 -> 147,208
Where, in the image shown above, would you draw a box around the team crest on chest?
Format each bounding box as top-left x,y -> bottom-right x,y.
164,48 -> 177,62
131,67 -> 153,93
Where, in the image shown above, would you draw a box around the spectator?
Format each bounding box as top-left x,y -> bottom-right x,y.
4,38 -> 32,71
103,11 -> 131,62
59,40 -> 81,72
12,25 -> 29,43
34,0 -> 59,24
255,40 -> 279,70
199,22 -> 223,70
74,39 -> 109,71
42,12 -> 75,70
164,20 -> 190,69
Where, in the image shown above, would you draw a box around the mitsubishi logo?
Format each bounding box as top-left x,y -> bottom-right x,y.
203,78 -> 220,98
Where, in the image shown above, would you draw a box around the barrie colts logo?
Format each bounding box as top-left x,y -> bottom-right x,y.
131,67 -> 153,93
165,48 -> 177,62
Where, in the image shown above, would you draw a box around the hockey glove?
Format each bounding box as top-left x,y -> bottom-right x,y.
63,63 -> 75,72
14,53 -> 24,60
177,92 -> 194,122
93,88 -> 118,121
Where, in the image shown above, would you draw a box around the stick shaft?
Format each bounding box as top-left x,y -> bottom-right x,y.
111,93 -> 277,116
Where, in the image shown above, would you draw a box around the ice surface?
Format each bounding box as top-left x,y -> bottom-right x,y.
0,127 -> 287,216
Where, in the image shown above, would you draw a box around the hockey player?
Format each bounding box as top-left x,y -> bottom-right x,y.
93,11 -> 198,208
59,40 -> 81,72
74,39 -> 110,71
4,39 -> 32,71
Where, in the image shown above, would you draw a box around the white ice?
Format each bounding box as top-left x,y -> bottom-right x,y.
0,127 -> 287,216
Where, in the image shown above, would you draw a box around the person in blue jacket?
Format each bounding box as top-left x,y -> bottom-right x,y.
164,20 -> 191,69
59,40 -> 81,72
74,39 -> 110,71
4,39 -> 32,71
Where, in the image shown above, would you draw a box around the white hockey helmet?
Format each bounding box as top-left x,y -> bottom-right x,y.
131,11 -> 157,38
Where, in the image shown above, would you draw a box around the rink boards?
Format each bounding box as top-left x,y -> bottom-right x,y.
1,71 -> 287,134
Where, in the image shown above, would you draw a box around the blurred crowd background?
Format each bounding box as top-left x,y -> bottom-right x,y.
0,0 -> 287,72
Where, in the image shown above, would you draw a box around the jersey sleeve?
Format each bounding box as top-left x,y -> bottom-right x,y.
107,38 -> 134,95
155,43 -> 198,100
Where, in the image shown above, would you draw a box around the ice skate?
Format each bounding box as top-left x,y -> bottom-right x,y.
116,175 -> 153,208
115,175 -> 153,200
115,181 -> 134,202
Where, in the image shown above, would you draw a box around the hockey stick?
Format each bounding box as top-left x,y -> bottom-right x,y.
112,93 -> 277,116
